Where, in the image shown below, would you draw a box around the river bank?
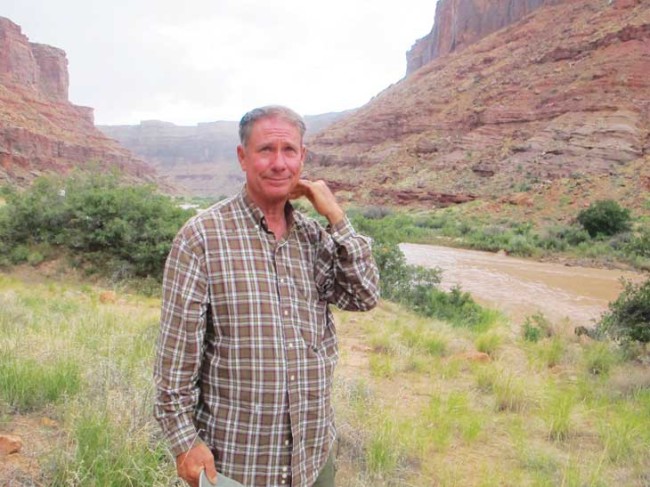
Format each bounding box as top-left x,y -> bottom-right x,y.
400,242 -> 646,329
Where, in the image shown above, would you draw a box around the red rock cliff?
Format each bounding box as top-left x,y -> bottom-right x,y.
406,0 -> 565,74
309,0 -> 649,212
0,18 -> 69,101
0,17 -> 158,187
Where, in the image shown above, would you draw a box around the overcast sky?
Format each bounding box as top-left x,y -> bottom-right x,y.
4,0 -> 436,125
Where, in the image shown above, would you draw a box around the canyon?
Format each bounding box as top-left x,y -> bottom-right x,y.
1,0 -> 648,220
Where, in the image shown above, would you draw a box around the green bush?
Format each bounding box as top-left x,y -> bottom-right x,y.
577,200 -> 631,238
599,278 -> 650,344
522,312 -> 553,342
624,226 -> 650,258
0,172 -> 193,280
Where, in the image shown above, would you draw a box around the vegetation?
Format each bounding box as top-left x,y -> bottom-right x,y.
0,177 -> 648,485
348,201 -> 649,271
577,199 -> 632,238
599,277 -> 650,344
1,256 -> 649,485
0,172 -> 193,281
349,211 -> 499,331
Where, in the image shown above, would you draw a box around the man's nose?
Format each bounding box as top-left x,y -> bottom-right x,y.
269,149 -> 287,169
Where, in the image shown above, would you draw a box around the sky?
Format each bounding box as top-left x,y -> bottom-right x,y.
3,0 -> 436,125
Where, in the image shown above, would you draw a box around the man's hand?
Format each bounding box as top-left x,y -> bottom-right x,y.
176,443 -> 217,487
290,179 -> 345,225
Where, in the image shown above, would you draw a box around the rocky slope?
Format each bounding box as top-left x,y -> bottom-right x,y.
308,0 -> 649,216
0,17 -> 157,186
99,111 -> 352,197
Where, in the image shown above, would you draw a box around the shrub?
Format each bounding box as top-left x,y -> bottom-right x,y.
522,312 -> 554,342
624,226 -> 650,258
577,200 -> 631,238
599,278 -> 650,344
0,172 -> 193,280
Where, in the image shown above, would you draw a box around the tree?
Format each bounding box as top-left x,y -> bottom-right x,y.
577,200 -> 631,238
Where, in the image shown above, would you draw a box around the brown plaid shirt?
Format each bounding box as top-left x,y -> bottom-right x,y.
154,188 -> 379,487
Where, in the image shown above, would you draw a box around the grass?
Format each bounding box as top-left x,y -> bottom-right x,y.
1,273 -> 650,486
0,273 -> 176,486
0,352 -> 81,412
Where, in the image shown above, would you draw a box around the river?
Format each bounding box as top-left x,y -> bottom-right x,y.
400,243 -> 646,328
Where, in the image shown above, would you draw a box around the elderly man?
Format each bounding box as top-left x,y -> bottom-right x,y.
154,105 -> 379,487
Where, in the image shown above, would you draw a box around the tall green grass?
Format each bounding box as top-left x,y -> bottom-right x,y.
0,352 -> 81,412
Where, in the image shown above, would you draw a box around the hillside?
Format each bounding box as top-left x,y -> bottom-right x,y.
308,0 -> 649,221
0,17 -> 159,187
99,111 -> 352,197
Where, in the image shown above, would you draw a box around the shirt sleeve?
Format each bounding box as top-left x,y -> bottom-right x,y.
153,224 -> 209,457
315,215 -> 380,311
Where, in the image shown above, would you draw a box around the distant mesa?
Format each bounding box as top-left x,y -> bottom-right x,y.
98,110 -> 354,198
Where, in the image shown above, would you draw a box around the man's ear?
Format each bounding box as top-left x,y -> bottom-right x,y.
237,145 -> 246,171
300,146 -> 307,171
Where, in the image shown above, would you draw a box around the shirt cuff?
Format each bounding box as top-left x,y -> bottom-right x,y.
164,418 -> 201,457
328,216 -> 356,243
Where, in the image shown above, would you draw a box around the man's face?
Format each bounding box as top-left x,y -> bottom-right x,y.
237,116 -> 305,207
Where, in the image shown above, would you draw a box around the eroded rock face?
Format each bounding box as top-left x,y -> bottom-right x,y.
406,0 -> 565,75
0,17 -> 158,187
0,18 -> 68,101
309,0 -> 650,208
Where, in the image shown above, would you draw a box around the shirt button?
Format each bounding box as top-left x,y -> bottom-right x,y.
287,343 -> 294,349
284,439 -> 290,446
283,309 -> 289,316
282,466 -> 289,472
290,375 -> 295,381
282,473 -> 288,478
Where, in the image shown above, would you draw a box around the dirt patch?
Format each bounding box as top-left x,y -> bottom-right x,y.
0,414 -> 65,486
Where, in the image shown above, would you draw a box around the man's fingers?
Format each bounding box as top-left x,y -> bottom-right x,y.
205,462 -> 218,484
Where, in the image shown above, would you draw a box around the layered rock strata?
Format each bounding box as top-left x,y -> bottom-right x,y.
0,17 -> 157,186
309,0 -> 649,209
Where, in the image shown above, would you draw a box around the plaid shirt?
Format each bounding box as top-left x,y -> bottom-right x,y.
154,188 -> 379,487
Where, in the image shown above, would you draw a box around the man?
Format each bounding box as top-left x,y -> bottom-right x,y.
154,105 -> 379,487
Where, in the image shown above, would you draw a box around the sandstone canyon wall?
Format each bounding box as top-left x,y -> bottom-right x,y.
406,0 -> 565,75
0,17 -> 157,186
309,0 -> 649,213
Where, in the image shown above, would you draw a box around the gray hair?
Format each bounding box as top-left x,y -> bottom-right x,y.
238,105 -> 306,147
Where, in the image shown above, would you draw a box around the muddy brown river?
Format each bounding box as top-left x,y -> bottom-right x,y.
400,243 -> 646,328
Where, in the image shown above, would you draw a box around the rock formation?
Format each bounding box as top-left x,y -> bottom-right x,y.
406,0 -> 566,75
309,0 -> 649,213
99,111 -> 352,197
0,17 -> 157,186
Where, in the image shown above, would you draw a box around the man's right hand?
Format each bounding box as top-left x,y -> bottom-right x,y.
176,443 -> 218,487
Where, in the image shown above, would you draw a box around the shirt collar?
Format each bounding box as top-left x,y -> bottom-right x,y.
238,185 -> 298,234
